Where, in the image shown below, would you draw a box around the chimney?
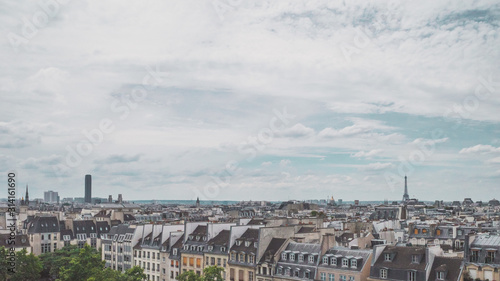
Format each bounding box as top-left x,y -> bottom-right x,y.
320,233 -> 336,255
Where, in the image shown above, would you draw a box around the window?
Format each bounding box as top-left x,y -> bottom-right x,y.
408,271 -> 416,281
249,255 -> 254,264
290,254 -> 295,261
285,268 -> 290,276
470,250 -> 479,262
299,255 -> 304,262
339,276 -> 346,281
281,253 -> 287,260
349,276 -> 354,281
436,229 -> 441,236
330,257 -> 337,266
211,257 -> 215,265
245,241 -> 250,247
277,267 -> 283,275
384,254 -> 391,262
231,252 -> 236,261
249,271 -> 253,281
328,273 -> 334,281
342,258 -> 348,267
221,247 -> 226,252
411,255 -> 419,263
217,258 -> 221,266
380,269 -> 387,279
208,246 -> 214,251
239,254 -> 245,263
173,249 -> 177,255
486,251 -> 496,263
309,255 -> 314,263
437,272 -> 445,280
320,273 -> 326,281
351,259 -> 357,268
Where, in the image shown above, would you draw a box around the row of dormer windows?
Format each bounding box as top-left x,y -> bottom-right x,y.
235,240 -> 257,248
281,252 -> 317,263
321,256 -> 358,268
188,235 -> 207,241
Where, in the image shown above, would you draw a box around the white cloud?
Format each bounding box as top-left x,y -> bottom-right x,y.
459,144 -> 500,154
261,161 -> 272,166
361,162 -> 395,171
352,149 -> 383,158
277,123 -> 315,138
280,159 -> 291,167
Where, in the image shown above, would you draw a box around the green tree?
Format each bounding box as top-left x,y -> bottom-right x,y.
310,211 -> 318,217
57,244 -> 105,281
202,265 -> 224,281
10,248 -> 42,281
176,266 -> 224,281
122,266 -> 147,281
177,270 -> 204,281
0,247 -> 10,281
40,245 -> 80,279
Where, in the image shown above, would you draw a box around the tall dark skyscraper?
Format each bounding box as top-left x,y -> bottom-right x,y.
85,174 -> 92,203
402,175 -> 410,202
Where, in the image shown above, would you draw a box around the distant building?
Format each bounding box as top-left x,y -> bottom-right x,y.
44,190 -> 59,203
85,174 -> 92,203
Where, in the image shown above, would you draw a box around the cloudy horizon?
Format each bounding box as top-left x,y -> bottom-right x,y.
1,0 -> 499,202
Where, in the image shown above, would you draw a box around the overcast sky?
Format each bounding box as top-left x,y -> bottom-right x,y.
1,0 -> 499,202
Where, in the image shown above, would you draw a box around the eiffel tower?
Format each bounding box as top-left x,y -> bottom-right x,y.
402,176 -> 410,203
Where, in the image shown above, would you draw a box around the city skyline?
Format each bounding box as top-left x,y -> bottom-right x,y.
1,1 -> 500,201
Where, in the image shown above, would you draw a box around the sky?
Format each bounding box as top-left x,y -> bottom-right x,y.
1,0 -> 499,202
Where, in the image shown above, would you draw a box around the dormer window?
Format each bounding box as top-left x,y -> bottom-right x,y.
281,253 -> 287,260
322,257 -> 328,264
308,255 -> 314,263
384,253 -> 391,262
351,259 -> 357,268
437,272 -> 445,280
245,241 -> 250,247
208,246 -> 214,251
411,255 -> 419,263
236,241 -> 242,246
189,235 -> 193,240
290,254 -> 295,261
203,236 -> 207,241
254,242 -> 258,248
342,258 -> 348,267
330,257 -> 337,266
173,249 -> 177,255
183,245 -> 189,250
380,269 -> 388,279
299,254 -> 304,262
196,236 -> 200,241
221,247 -> 226,252
408,271 -> 416,281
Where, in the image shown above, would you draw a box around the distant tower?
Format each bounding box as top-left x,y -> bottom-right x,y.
25,184 -> 29,205
196,197 -> 200,208
108,195 -> 113,203
402,175 -> 410,202
85,175 -> 92,203
118,194 -> 123,203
